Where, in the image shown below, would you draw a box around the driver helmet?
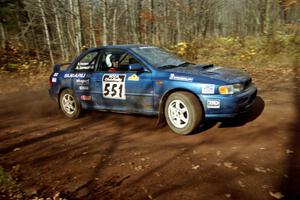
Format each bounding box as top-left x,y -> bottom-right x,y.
105,54 -> 118,68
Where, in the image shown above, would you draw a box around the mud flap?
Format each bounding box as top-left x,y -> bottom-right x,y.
156,108 -> 166,128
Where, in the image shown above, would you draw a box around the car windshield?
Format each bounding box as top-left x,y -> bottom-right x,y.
130,46 -> 187,68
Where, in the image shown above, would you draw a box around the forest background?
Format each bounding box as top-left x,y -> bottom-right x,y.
0,0 -> 299,72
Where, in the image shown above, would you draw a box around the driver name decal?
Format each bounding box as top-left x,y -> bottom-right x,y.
102,74 -> 126,100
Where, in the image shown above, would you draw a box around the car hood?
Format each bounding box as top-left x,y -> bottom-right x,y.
165,65 -> 251,84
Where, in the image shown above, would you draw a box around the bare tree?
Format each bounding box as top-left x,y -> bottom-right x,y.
0,18 -> 6,49
52,0 -> 65,61
37,0 -> 54,65
102,0 -> 108,45
175,1 -> 181,43
73,0 -> 83,53
1,0 -> 300,63
89,0 -> 96,47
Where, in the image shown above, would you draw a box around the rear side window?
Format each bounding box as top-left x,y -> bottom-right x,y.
75,51 -> 98,71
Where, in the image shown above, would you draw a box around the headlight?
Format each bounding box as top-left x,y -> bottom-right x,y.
219,84 -> 244,95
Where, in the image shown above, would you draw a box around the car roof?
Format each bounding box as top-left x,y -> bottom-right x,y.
104,44 -> 153,49
88,44 -> 155,51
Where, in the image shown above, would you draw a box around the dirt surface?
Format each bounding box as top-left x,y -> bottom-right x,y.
0,66 -> 299,200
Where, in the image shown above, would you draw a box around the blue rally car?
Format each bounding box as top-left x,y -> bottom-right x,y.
49,45 -> 257,135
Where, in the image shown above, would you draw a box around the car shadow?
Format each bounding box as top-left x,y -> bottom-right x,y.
218,96 -> 265,128
192,121 -> 218,134
185,96 -> 265,135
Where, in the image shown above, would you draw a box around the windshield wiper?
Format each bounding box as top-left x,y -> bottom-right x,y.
178,62 -> 193,67
160,62 -> 193,69
159,65 -> 179,69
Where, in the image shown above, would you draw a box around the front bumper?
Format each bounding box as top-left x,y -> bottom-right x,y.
200,84 -> 257,119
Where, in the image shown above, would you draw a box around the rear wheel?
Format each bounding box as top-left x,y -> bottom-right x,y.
59,89 -> 81,118
164,91 -> 203,135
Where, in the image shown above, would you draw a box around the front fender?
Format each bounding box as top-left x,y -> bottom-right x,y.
155,81 -> 203,127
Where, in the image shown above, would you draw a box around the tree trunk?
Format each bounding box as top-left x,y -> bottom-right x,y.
27,11 -> 40,60
176,2 -> 181,43
149,0 -> 155,44
38,0 -> 54,65
30,27 -> 40,60
77,0 -> 84,47
68,0 -> 76,56
89,0 -> 96,47
128,0 -> 138,43
74,0 -> 82,53
202,17 -> 209,38
162,0 -> 168,45
112,8 -> 117,45
16,0 -> 28,53
102,0 -> 108,46
137,0 -> 143,43
263,0 -> 271,35
124,0 -> 130,43
52,1 -> 65,61
0,22 -> 5,49
202,0 -> 210,38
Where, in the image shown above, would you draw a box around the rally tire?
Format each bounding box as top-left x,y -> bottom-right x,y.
59,89 -> 81,118
164,91 -> 203,135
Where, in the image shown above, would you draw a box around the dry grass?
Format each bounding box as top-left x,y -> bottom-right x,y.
170,34 -> 300,68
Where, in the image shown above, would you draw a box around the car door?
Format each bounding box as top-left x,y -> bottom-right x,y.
70,50 -> 102,109
89,49 -> 125,110
118,52 -> 154,114
90,48 -> 154,114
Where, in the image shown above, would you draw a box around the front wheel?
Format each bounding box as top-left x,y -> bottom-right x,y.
59,89 -> 81,118
164,91 -> 203,135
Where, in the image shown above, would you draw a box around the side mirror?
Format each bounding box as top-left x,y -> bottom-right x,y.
129,63 -> 144,71
53,64 -> 60,72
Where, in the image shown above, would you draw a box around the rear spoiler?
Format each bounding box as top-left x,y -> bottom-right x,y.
53,63 -> 71,72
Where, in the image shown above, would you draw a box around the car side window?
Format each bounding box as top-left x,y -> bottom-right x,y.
75,51 -> 98,71
119,54 -> 140,67
97,49 -> 144,72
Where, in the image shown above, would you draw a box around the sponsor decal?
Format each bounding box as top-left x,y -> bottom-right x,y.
156,80 -> 163,85
128,74 -> 140,81
53,72 -> 59,77
64,73 -> 86,78
207,99 -> 220,109
76,79 -> 89,85
102,74 -> 126,100
80,95 -> 92,101
51,77 -> 57,83
201,84 -> 215,94
79,86 -> 89,90
103,74 -> 125,82
169,73 -> 193,82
